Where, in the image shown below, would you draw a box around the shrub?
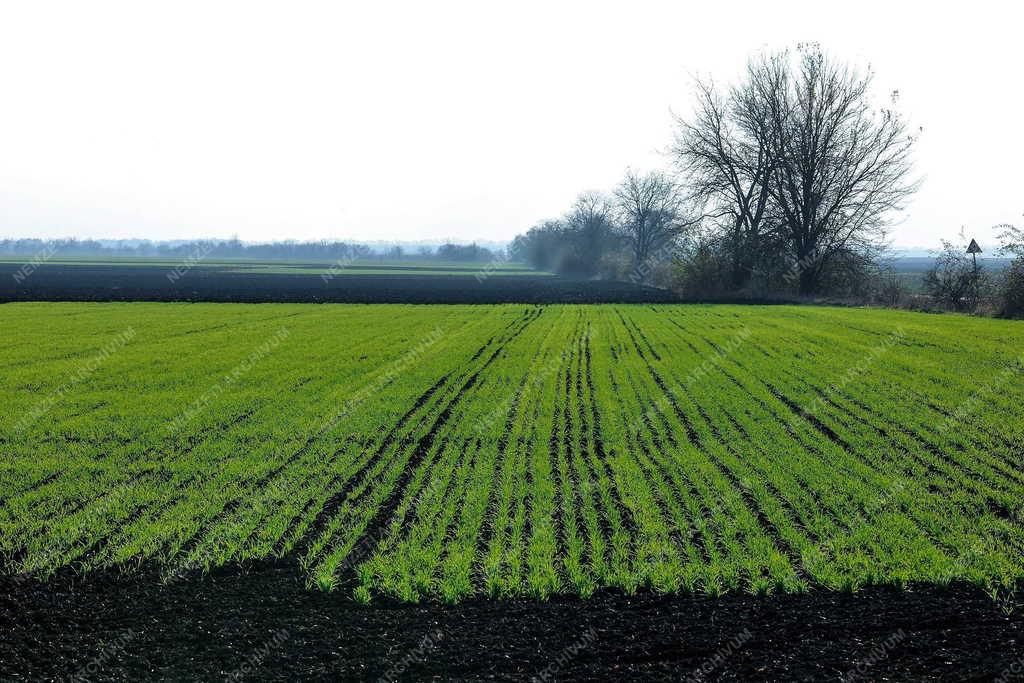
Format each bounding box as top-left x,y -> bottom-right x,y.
872,267 -> 908,307
671,239 -> 730,299
996,224 -> 1024,318
923,240 -> 987,312
999,259 -> 1024,318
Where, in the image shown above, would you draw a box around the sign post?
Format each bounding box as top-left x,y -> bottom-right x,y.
967,238 -> 983,308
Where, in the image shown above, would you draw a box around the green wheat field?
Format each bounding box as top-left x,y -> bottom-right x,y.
2,303 -> 1022,602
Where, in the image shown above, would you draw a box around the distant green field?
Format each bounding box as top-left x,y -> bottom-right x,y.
226,265 -> 553,276
0,256 -> 546,275
1,303 -> 1022,602
348,259 -> 538,271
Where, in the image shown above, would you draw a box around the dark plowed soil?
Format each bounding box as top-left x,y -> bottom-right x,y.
2,563 -> 1022,681
0,264 -> 678,304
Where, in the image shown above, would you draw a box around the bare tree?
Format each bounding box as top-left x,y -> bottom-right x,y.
755,45 -> 918,295
564,191 -> 618,276
566,191 -> 615,232
613,169 -> 688,268
672,74 -> 776,289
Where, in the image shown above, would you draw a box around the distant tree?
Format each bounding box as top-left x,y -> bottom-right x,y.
510,197 -> 628,278
563,191 -> 619,276
436,243 -> 494,262
613,169 -> 689,268
510,220 -> 572,273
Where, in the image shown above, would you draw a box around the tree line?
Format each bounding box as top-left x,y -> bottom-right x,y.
511,44 -> 919,299
0,238 -> 499,263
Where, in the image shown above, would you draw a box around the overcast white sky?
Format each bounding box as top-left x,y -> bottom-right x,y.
0,1 -> 1020,249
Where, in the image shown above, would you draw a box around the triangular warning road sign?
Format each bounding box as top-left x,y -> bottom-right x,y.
967,239 -> 982,254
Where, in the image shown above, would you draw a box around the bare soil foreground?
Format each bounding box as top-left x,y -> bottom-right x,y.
0,263 -> 677,304
3,564 -> 1022,681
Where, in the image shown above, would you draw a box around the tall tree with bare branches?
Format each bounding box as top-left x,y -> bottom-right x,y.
672,74 -> 776,289
613,170 -> 687,268
756,45 -> 919,295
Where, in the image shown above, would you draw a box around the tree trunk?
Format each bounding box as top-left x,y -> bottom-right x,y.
798,267 -> 817,296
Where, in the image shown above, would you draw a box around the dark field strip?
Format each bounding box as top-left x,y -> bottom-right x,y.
3,566 -> 1023,682
1,302 -> 1023,603
0,262 -> 677,304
